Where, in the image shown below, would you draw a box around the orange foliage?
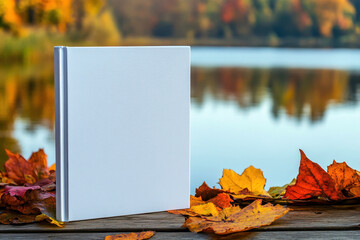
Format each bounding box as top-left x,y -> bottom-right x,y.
284,150 -> 360,200
0,149 -> 60,227
328,161 -> 360,198
4,149 -> 50,185
0,147 -> 359,235
184,199 -> 289,235
284,150 -> 345,201
0,0 -> 93,33
313,0 -> 355,37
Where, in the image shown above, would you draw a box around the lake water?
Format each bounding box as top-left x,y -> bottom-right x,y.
1,47 -> 359,193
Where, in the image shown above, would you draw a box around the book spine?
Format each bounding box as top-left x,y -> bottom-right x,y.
55,46 -> 68,222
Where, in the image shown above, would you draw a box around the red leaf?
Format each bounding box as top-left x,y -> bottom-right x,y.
4,150 -> 36,185
284,150 -> 345,201
195,182 -> 225,201
207,193 -> 233,209
28,149 -> 50,180
1,186 -> 55,215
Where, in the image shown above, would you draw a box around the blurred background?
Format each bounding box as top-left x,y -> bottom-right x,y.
0,0 -> 359,192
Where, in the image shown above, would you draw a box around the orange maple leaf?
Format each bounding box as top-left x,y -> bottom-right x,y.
284,150 -> 345,201
4,149 -> 50,185
207,193 -> 233,209
327,160 -> 360,198
4,149 -> 36,185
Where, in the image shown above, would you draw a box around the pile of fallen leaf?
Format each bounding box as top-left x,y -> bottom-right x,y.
167,149 -> 360,235
0,148 -> 359,239
0,149 -> 61,227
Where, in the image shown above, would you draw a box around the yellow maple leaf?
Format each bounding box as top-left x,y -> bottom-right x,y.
184,199 -> 290,235
219,166 -> 270,196
168,197 -> 219,217
328,160 -> 360,197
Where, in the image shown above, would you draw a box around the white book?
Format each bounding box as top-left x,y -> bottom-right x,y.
55,46 -> 190,222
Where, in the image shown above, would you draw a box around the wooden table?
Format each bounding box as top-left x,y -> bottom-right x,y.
0,205 -> 359,239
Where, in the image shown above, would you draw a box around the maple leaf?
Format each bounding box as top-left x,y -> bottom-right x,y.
207,193 -> 233,209
104,231 -> 155,240
183,199 -> 290,235
3,149 -> 51,185
4,149 -> 36,185
219,167 -> 270,196
28,149 -> 50,180
284,150 -> 345,201
195,182 -> 225,201
327,161 -> 360,198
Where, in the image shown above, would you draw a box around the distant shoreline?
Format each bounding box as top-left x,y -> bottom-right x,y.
1,35 -> 359,65
120,37 -> 360,49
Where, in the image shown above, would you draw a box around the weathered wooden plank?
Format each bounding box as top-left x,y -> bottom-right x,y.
0,212 -> 187,233
0,205 -> 359,233
260,204 -> 360,231
0,231 -> 360,240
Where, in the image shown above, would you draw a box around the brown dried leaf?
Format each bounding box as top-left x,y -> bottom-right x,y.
0,210 -> 38,224
104,231 -> 155,240
195,182 -> 225,201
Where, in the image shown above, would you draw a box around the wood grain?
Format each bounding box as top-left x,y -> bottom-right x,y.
0,231 -> 359,240
0,205 -> 359,240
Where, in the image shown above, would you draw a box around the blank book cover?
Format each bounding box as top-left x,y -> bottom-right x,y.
55,46 -> 190,221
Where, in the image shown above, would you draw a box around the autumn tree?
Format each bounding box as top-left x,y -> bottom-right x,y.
310,0 -> 355,37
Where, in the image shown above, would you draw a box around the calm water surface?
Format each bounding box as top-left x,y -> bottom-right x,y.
1,47 -> 359,193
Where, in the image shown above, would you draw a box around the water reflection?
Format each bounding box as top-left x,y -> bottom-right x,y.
0,61 -> 359,191
192,67 -> 360,122
0,63 -> 55,167
191,67 -> 360,192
